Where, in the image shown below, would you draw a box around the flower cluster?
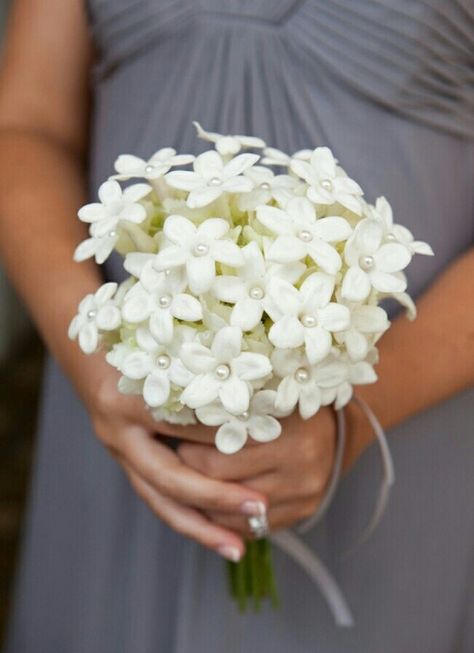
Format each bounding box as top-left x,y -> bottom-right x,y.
70,124 -> 432,453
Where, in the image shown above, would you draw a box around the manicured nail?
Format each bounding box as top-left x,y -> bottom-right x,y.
240,500 -> 267,517
217,545 -> 242,562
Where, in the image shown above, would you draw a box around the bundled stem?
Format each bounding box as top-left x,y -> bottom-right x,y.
226,539 -> 279,612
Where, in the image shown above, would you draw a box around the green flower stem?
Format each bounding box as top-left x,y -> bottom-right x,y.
226,538 -> 280,612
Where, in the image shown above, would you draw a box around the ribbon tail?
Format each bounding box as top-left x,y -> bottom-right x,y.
347,396 -> 395,550
271,530 -> 354,627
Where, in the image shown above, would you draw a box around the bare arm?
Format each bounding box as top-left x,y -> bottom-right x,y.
0,0 -> 266,561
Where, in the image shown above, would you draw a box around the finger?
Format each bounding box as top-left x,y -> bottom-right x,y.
208,498 -> 321,537
243,468 -> 328,505
178,440 -> 281,481
122,462 -> 245,561
118,425 -> 269,515
150,419 -> 217,444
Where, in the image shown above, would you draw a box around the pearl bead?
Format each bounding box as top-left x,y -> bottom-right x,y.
249,285 -> 264,300
108,230 -> 117,238
298,230 -> 313,242
158,294 -> 171,309
320,178 -> 333,192
164,269 -> 172,276
238,411 -> 250,421
386,233 -> 397,242
145,164 -> 155,174
157,354 -> 170,370
359,255 -> 375,271
193,243 -> 209,256
301,314 -> 317,328
295,367 -> 310,383
259,182 -> 271,190
87,309 -> 97,320
215,364 -> 231,381
208,177 -> 222,186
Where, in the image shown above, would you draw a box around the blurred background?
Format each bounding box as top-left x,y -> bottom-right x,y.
0,0 -> 44,644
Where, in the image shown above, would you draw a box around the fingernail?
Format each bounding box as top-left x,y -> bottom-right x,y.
217,545 -> 242,562
240,500 -> 267,517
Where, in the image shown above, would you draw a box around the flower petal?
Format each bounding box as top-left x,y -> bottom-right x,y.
313,216 -> 352,242
267,235 -> 307,263
171,293 -> 203,321
211,239 -> 244,267
186,256 -> 215,294
180,374 -> 221,408
341,266 -> 371,301
149,309 -> 174,343
212,276 -> 246,303
194,150 -> 224,177
122,183 -> 152,203
269,316 -> 305,349
355,219 -> 383,255
230,298 -> 263,331
154,245 -> 188,270
211,326 -> 242,362
122,293 -> 151,323
300,272 -> 335,307
187,186 -> 222,209
163,215 -> 197,247
78,323 -> 98,354
224,153 -> 259,177
232,352 -> 272,381
374,243 -> 411,273
121,351 -> 153,379
197,217 -> 229,240
256,206 -> 293,235
96,305 -> 121,331
215,422 -> 248,455
195,402 -> 229,426
275,376 -> 300,412
143,373 -> 170,408
345,329 -> 368,361
304,326 -> 332,364
78,203 -> 106,223
352,306 -> 389,333
248,415 -> 281,442
349,362 -> 377,385
317,303 -> 350,332
306,239 -> 341,275
298,384 -> 321,420
369,271 -> 407,294
180,343 -> 216,374
99,180 -> 122,205
218,377 -> 250,414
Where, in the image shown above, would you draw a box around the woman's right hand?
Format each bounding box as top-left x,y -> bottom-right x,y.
73,354 -> 267,562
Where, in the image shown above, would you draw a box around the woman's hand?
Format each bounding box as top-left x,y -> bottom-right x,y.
178,408 -> 337,537
76,355 -> 268,561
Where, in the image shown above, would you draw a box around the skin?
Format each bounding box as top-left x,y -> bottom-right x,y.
0,0 -> 473,559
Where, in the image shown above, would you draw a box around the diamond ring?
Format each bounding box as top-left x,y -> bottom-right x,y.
248,512 -> 270,539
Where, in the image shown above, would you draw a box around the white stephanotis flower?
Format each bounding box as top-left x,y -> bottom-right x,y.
165,150 -> 259,208
153,215 -> 244,294
196,390 -> 283,454
119,326 -> 194,408
271,348 -> 349,419
335,303 -> 390,361
291,147 -> 363,215
261,147 -> 312,167
256,197 -> 352,274
370,196 -> 434,256
193,121 -> 266,157
212,241 -> 305,331
74,181 -> 151,264
180,326 -> 272,414
342,218 -> 412,301
318,351 -> 378,409
238,166 -> 300,211
68,282 -> 121,354
112,148 -> 195,181
122,267 -> 202,343
265,273 -> 350,364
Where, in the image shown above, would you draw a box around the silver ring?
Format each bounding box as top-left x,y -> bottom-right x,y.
248,513 -> 270,539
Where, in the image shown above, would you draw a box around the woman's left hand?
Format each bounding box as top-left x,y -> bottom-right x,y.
178,407 -> 337,536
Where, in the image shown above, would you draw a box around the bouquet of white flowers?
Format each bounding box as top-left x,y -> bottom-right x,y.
69,122 -> 432,612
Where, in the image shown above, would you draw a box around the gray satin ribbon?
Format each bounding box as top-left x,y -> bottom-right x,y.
270,399 -> 395,627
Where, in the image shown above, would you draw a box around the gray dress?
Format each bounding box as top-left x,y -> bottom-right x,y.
6,1 -> 474,651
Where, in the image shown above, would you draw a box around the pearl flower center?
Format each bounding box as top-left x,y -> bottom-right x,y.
249,285 -> 265,300
145,164 -> 155,174
320,178 -> 333,192
237,411 -> 250,421
156,354 -> 170,370
215,364 -> 231,381
298,230 -> 313,243
87,309 -> 97,320
208,177 -> 223,187
259,182 -> 271,190
193,243 -> 209,257
295,367 -> 310,383
108,230 -> 118,238
359,255 -> 375,271
158,294 -> 172,309
300,313 -> 317,328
